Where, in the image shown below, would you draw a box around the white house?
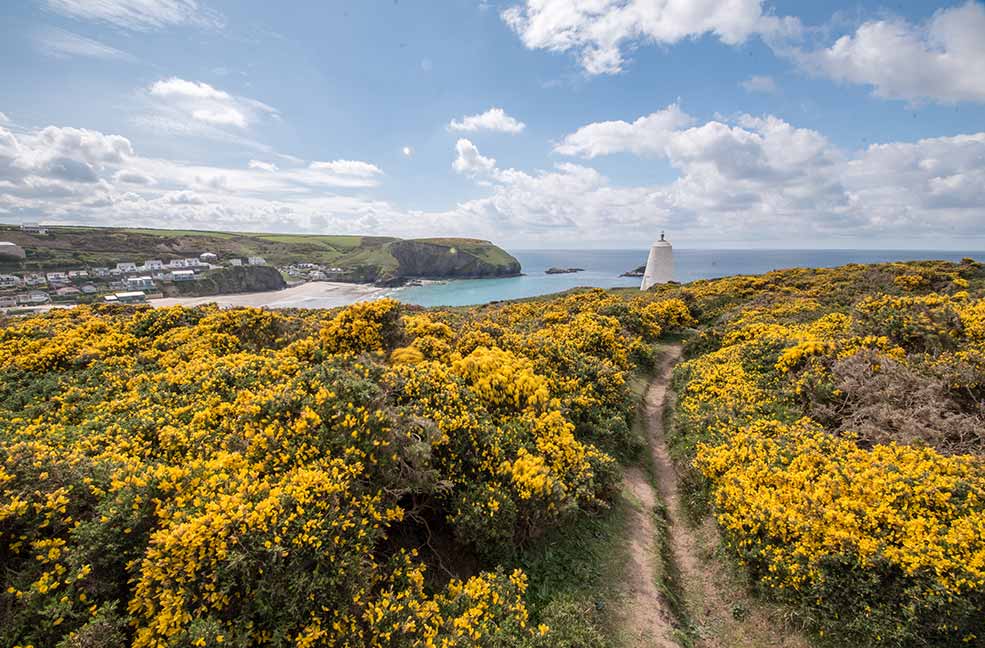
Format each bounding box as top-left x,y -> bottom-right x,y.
115,262 -> 138,274
20,223 -> 48,235
199,252 -> 218,263
23,273 -> 47,286
55,286 -> 80,297
143,260 -> 164,271
92,267 -> 110,277
19,291 -> 50,304
80,284 -> 98,294
0,274 -> 21,289
46,272 -> 69,284
247,256 -> 267,266
228,258 -> 243,266
125,276 -> 155,291
0,241 -> 26,260
68,270 -> 89,279
0,296 -> 17,308
114,291 -> 146,304
171,269 -> 195,282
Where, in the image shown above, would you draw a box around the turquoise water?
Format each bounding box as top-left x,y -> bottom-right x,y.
391,249 -> 985,307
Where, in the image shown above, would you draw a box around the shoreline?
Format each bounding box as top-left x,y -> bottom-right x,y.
152,280 -> 392,308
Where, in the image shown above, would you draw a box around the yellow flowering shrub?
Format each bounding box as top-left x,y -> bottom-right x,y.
1,290 -> 693,647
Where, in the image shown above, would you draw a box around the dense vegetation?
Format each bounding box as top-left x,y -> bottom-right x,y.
665,258 -> 985,647
0,225 -> 520,283
2,258 -> 984,648
0,288 -> 692,647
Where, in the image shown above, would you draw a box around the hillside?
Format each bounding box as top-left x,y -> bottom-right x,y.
0,225 -> 521,283
1,259 -> 983,648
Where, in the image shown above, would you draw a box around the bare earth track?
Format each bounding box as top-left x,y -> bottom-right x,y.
618,345 -> 810,648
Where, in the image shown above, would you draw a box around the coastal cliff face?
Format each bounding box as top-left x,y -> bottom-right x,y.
162,266 -> 286,297
382,239 -> 521,284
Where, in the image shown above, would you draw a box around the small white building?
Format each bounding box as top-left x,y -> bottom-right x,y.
228,258 -> 243,267
125,276 -> 155,291
143,260 -> 164,271
115,262 -> 138,274
80,284 -> 98,294
641,232 -> 674,290
247,256 -> 267,266
113,291 -> 146,304
92,267 -> 110,277
199,252 -> 218,263
46,272 -> 69,284
171,269 -> 195,281
23,273 -> 47,286
20,223 -> 48,235
68,270 -> 89,279
55,286 -> 80,297
0,241 -> 26,260
19,290 -> 50,304
0,274 -> 22,289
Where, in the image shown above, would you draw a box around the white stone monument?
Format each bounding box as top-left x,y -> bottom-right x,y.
641,231 -> 673,290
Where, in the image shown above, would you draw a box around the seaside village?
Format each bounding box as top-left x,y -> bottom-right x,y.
0,223 -> 271,309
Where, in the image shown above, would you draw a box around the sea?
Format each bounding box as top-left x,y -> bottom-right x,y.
387,249 -> 985,308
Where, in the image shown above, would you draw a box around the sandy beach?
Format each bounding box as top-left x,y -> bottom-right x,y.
152,281 -> 392,309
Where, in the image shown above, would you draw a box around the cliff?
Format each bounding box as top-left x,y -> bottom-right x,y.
161,266 -> 286,297
380,238 -> 521,285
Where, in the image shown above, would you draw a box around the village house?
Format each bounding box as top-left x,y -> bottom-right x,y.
247,256 -> 267,266
0,295 -> 17,308
171,269 -> 195,281
199,252 -> 218,263
23,273 -> 47,287
46,272 -> 69,285
20,223 -> 49,235
0,274 -> 22,289
115,262 -> 138,274
80,284 -> 98,294
92,267 -> 110,277
228,258 -> 243,266
55,286 -> 81,297
143,260 -> 164,271
125,276 -> 155,291
68,270 -> 89,279
111,291 -> 146,304
18,291 -> 50,304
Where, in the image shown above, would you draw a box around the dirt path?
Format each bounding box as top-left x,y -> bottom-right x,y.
624,344 -> 809,648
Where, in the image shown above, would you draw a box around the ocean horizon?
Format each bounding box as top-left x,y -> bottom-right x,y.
391,248 -> 985,307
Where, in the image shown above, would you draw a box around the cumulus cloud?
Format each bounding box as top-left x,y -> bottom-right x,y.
402,146 -> 414,158
448,107 -> 526,134
452,139 -> 497,176
501,0 -> 800,75
146,78 -> 277,130
308,160 -> 382,178
248,159 -> 278,172
554,102 -> 695,158
740,74 -> 778,94
792,2 -> 985,104
34,27 -> 137,61
43,0 -> 222,31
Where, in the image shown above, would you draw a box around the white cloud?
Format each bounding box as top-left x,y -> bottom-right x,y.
793,2 -> 985,104
554,103 -> 695,158
308,160 -> 382,178
402,146 -> 414,158
501,0 -> 800,75
43,0 -> 222,31
248,159 -> 278,172
145,77 -> 278,130
0,113 -> 9,124
449,107 -> 526,134
740,74 -> 777,94
452,139 -> 497,176
34,27 -> 136,61
114,169 -> 155,184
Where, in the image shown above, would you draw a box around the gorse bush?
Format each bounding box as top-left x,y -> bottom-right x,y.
0,293 -> 693,647
668,260 -> 985,647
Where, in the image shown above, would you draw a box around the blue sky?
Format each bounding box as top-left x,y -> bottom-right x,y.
0,1 -> 983,248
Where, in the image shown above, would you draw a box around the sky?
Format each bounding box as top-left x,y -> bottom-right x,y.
0,1 -> 984,249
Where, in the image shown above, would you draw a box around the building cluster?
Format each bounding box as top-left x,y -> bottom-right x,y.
0,244 -> 268,309
283,262 -> 347,281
